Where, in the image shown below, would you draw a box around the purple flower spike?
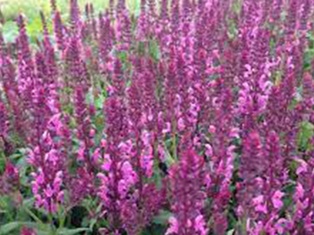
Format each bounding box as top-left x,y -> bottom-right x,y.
167,149 -> 208,235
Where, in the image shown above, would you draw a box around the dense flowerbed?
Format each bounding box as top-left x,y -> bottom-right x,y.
0,0 -> 314,234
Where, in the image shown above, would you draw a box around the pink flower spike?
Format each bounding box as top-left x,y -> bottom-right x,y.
205,144 -> 213,157
101,154 -> 112,171
121,161 -> 137,185
272,190 -> 284,209
295,183 -> 305,199
253,195 -> 268,214
296,159 -> 308,175
177,118 -> 185,131
166,216 -> 179,235
194,215 -> 208,235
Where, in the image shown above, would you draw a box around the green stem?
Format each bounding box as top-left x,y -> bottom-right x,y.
172,120 -> 177,161
48,213 -> 57,235
58,210 -> 66,230
172,134 -> 177,160
23,206 -> 44,226
0,196 -> 14,221
240,216 -> 247,235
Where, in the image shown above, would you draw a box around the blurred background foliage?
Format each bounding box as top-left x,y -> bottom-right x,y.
0,0 -> 141,43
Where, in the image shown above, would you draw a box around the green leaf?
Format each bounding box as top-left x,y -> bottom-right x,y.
149,40 -> 160,61
0,221 -> 37,234
141,224 -> 166,235
303,48 -> 314,70
94,93 -> 106,110
153,210 -> 172,225
117,51 -> 128,64
57,228 -> 90,235
297,121 -> 314,151
227,229 -> 235,235
0,222 -> 20,234
89,218 -> 97,231
36,231 -> 50,235
0,153 -> 5,173
164,146 -> 176,167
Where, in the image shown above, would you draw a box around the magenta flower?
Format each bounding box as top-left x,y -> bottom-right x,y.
271,190 -> 284,209
69,0 -> 81,34
167,149 -> 208,235
0,161 -> 19,195
53,11 -> 66,52
20,227 -> 37,235
0,101 -> 8,137
28,114 -> 67,214
16,14 -> 36,109
64,37 -> 90,89
238,131 -> 264,217
98,13 -> 114,64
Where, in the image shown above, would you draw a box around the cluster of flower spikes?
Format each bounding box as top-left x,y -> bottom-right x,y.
0,0 -> 313,234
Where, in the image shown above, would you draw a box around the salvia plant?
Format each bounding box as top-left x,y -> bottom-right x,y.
0,0 -> 314,234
